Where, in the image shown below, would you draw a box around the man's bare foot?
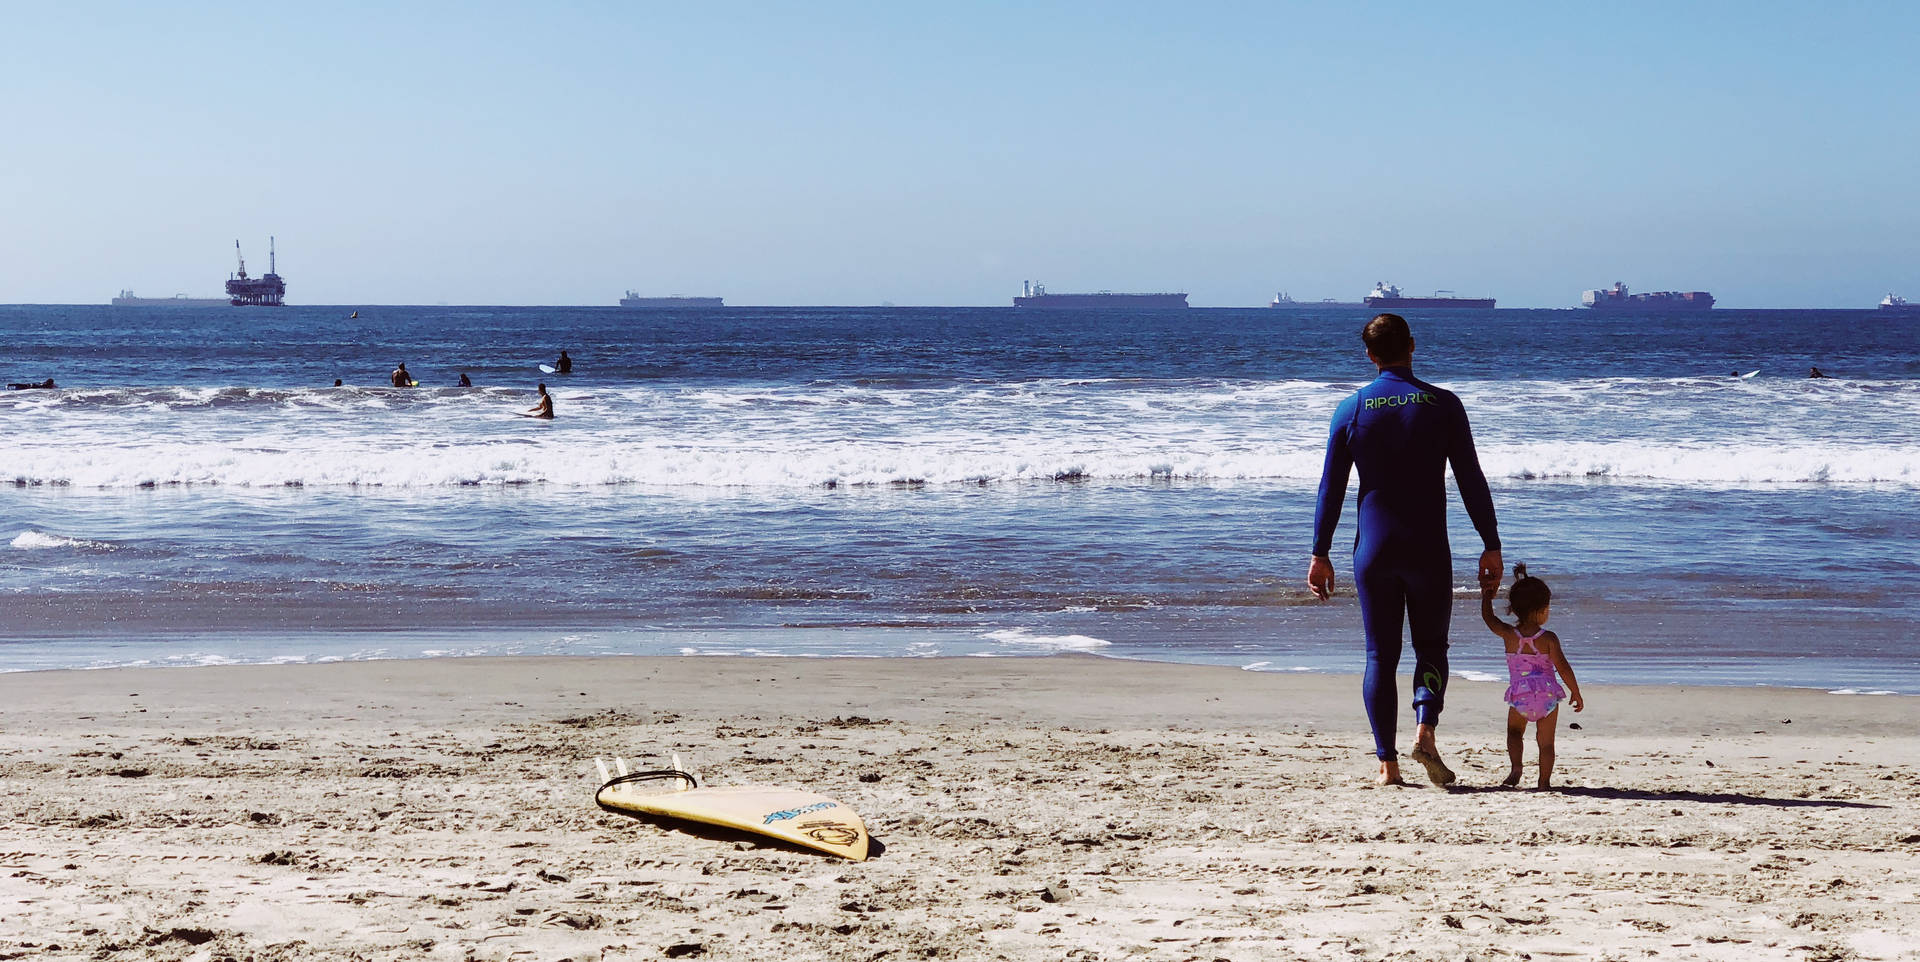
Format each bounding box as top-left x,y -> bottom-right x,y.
1501,769 -> 1522,787
1536,778 -> 1553,790
1378,761 -> 1406,786
1409,746 -> 1457,786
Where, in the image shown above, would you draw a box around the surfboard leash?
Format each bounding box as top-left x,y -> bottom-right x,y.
594,769 -> 700,813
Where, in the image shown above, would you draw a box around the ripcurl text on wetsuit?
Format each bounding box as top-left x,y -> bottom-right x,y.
1311,366 -> 1500,761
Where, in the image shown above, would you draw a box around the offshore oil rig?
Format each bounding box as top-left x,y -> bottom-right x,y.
226,237 -> 286,306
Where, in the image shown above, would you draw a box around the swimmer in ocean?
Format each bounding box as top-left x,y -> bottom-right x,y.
523,383 -> 554,419
556,350 -> 573,374
391,363 -> 413,387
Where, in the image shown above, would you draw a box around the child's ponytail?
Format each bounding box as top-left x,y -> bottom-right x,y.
1508,562 -> 1551,619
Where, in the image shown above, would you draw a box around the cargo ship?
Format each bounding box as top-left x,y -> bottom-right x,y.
1878,293 -> 1919,314
1362,282 -> 1495,310
621,292 -> 723,307
1582,282 -> 1713,311
111,291 -> 228,307
1269,291 -> 1363,308
1013,281 -> 1188,309
226,238 -> 286,306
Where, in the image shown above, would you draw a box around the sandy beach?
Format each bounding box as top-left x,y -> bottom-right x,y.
1,655 -> 1915,961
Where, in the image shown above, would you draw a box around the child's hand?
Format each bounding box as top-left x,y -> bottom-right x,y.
1570,693 -> 1584,712
1481,581 -> 1499,600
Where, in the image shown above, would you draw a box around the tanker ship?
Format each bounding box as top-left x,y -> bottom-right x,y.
1269,291 -> 1363,308
1361,282 -> 1495,310
225,238 -> 286,306
1582,282 -> 1713,311
621,292 -> 723,307
112,291 -> 228,307
1013,281 -> 1188,309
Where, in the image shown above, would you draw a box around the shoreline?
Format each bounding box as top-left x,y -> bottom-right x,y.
3,640 -> 1914,699
3,655 -> 1916,960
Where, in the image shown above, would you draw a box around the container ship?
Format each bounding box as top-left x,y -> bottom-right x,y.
1878,293 -> 1919,314
1362,282 -> 1495,310
1013,281 -> 1188,309
111,291 -> 228,307
621,292 -> 723,307
1582,282 -> 1713,311
226,238 -> 286,306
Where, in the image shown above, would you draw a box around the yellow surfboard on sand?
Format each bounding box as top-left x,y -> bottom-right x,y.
593,756 -> 870,861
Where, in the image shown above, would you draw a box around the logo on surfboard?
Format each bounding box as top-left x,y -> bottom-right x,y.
798,820 -> 862,848
763,801 -> 837,825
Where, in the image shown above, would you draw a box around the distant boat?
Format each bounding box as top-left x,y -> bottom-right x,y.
1582,281 -> 1713,311
621,291 -> 723,307
1268,291 -> 1363,308
1014,281 -> 1188,309
111,291 -> 227,307
1879,293 -> 1919,314
1363,281 -> 1495,310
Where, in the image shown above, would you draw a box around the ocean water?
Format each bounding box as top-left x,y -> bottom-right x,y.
2,304 -> 1915,694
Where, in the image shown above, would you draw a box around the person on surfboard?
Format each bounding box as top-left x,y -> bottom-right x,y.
1308,313 -> 1502,787
522,383 -> 554,419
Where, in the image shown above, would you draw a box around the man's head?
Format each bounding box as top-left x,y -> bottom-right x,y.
1361,313 -> 1414,367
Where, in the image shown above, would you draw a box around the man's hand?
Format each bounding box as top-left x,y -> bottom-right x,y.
1308,555 -> 1336,601
1477,549 -> 1503,592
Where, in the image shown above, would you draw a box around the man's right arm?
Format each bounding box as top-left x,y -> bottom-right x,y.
1310,398 -> 1355,560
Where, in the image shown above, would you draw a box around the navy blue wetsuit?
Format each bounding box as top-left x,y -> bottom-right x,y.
1311,366 -> 1500,761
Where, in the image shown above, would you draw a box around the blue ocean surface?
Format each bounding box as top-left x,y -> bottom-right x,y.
2,304 -> 1915,694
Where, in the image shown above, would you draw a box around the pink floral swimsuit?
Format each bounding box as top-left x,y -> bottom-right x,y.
1505,630 -> 1566,721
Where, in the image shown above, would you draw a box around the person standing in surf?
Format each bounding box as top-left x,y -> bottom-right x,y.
1308,313 -> 1503,786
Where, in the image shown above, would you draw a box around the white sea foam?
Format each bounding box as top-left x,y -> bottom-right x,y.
1453,669 -> 1502,683
4,378 -> 1914,489
1828,688 -> 1897,696
9,531 -> 101,550
981,628 -> 1111,651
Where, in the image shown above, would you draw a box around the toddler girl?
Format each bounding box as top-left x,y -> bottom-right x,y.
1481,563 -> 1584,788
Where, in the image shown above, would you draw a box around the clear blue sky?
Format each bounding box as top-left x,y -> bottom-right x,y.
4,1 -> 1915,307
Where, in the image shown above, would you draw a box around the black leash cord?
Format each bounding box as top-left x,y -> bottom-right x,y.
595,768 -> 699,813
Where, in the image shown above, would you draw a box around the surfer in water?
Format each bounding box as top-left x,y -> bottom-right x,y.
1309,313 -> 1502,787
556,350 -> 573,374
523,383 -> 554,419
459,372 -> 473,387
391,363 -> 413,388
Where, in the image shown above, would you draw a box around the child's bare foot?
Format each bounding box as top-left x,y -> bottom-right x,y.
1501,769 -> 1522,787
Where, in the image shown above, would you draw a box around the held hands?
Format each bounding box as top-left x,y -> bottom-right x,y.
1477,549 -> 1503,593
1307,555 -> 1335,601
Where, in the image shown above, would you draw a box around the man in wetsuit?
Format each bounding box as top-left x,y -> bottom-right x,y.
1309,313 -> 1502,786
556,350 -> 572,374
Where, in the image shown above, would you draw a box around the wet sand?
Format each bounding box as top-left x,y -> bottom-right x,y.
1,655 -> 1915,961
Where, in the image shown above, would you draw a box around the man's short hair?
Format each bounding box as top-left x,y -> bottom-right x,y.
1361,313 -> 1412,362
